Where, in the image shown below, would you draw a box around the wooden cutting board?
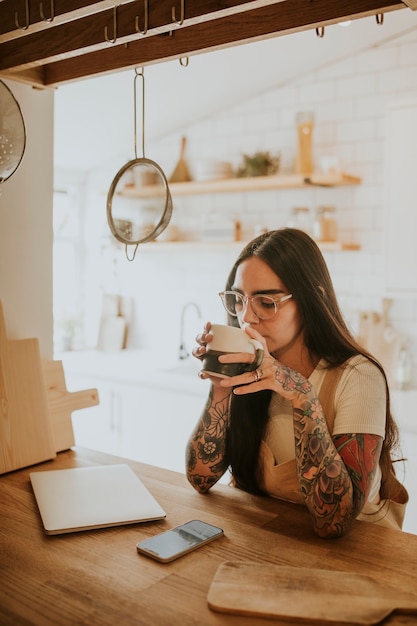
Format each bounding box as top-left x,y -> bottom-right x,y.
97,294 -> 127,351
42,360 -> 99,453
207,561 -> 417,625
0,302 -> 56,474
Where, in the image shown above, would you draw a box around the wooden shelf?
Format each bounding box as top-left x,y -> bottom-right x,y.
136,240 -> 361,252
116,171 -> 362,251
121,172 -> 361,198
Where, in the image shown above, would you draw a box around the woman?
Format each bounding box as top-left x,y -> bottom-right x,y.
186,228 -> 407,538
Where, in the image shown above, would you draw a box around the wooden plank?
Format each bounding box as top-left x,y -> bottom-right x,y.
0,1 -> 279,40
0,1 -> 284,64
42,0 -> 407,86
132,240 -> 361,252
42,360 -> 99,453
0,66 -> 46,87
0,0 -> 407,86
207,562 -> 417,623
0,302 -> 56,474
120,172 -> 362,198
0,1 -> 133,39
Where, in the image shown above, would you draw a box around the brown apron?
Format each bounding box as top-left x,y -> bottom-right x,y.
258,366 -> 408,530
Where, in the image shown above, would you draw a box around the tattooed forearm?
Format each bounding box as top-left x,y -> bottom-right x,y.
293,404 -> 354,537
271,363 -> 357,536
186,386 -> 232,493
199,387 -> 231,439
293,393 -> 384,538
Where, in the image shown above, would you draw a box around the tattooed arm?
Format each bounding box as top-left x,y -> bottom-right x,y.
230,358 -> 383,538
279,365 -> 383,537
293,400 -> 383,537
186,384 -> 232,493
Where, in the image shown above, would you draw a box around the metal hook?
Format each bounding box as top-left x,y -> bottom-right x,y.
172,0 -> 184,26
179,57 -> 189,67
105,5 -> 118,44
376,13 -> 384,25
40,0 -> 54,23
15,0 -> 30,31
125,243 -> 139,261
135,0 -> 148,35
315,26 -> 325,38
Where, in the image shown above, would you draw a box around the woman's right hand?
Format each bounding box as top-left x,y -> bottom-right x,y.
192,322 -> 212,361
192,322 -> 224,386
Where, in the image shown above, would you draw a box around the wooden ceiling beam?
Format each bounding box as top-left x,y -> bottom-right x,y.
0,0 -> 410,88
0,1 -> 132,39
0,1 -> 281,42
43,0 -> 408,87
0,67 -> 47,88
0,1 -> 279,72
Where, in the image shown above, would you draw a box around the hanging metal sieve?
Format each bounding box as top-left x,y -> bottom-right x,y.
106,68 -> 172,260
0,80 -> 26,184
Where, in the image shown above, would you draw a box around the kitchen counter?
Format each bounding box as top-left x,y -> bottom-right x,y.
1,446 -> 417,626
59,349 -> 207,396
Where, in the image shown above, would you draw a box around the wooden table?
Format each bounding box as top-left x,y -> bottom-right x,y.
1,447 -> 417,626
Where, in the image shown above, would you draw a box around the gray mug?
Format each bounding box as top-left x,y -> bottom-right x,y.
202,324 -> 264,378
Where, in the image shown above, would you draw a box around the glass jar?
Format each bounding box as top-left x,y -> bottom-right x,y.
395,345 -> 412,390
287,207 -> 312,234
313,206 -> 338,242
295,111 -> 315,175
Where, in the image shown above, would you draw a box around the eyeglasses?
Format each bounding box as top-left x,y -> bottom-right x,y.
219,291 -> 293,320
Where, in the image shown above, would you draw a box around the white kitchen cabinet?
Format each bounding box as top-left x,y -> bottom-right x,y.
69,373 -> 125,456
385,100 -> 417,293
65,362 -> 207,473
121,385 -> 205,473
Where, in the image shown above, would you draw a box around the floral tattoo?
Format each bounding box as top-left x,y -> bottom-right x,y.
186,387 -> 231,492
274,363 -> 312,395
293,395 -> 383,536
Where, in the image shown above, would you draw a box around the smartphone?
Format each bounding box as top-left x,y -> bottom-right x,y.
136,520 -> 224,563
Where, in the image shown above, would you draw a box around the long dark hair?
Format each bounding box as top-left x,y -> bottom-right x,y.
224,228 -> 402,499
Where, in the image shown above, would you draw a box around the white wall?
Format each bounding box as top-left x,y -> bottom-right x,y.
73,26 -> 417,385
0,80 -> 54,357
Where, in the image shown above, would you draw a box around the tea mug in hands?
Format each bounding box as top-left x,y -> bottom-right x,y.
201,324 -> 263,378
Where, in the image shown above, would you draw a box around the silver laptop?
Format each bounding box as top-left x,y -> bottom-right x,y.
30,464 -> 166,535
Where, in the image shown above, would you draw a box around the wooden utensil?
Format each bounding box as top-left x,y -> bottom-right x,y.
358,299 -> 401,385
0,302 -> 56,474
169,136 -> 192,183
42,360 -> 99,453
207,561 -> 417,625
